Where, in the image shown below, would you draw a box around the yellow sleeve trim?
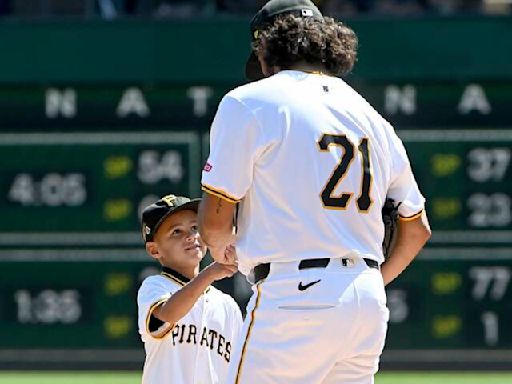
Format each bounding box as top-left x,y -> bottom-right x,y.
202,184 -> 240,204
146,298 -> 174,339
399,209 -> 423,222
151,323 -> 175,340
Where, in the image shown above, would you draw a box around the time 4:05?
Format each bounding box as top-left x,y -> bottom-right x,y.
7,173 -> 86,207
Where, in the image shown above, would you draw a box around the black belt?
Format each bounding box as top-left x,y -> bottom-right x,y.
253,257 -> 379,284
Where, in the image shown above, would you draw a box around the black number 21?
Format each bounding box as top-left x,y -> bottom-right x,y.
317,134 -> 373,212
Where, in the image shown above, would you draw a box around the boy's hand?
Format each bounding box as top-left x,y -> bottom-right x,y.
209,244 -> 238,266
205,261 -> 238,282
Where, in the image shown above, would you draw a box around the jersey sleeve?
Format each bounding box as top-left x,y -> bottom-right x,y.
201,95 -> 268,203
137,277 -> 174,340
386,125 -> 426,220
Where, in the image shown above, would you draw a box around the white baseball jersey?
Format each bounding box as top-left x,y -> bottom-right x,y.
137,267 -> 243,384
202,70 -> 425,276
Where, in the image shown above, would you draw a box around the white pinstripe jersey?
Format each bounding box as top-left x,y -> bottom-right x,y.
137,269 -> 242,384
202,70 -> 425,276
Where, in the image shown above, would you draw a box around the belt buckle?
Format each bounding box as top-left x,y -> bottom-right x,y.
341,257 -> 355,268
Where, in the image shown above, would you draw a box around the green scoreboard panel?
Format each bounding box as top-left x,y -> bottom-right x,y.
398,130 -> 512,240
0,251 -> 154,349
1,248 -> 511,366
0,81 -> 507,129
386,248 -> 512,350
1,129 -> 509,247
0,132 -> 200,246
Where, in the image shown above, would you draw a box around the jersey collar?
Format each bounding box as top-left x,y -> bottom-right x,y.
161,266 -> 190,285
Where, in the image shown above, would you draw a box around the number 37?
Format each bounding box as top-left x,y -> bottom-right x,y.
318,134 -> 373,212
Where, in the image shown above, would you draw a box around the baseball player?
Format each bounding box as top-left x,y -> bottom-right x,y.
198,0 -> 431,383
137,194 -> 243,384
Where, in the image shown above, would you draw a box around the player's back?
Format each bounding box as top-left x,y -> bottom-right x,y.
227,70 -> 402,274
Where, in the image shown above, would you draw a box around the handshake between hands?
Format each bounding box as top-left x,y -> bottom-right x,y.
206,244 -> 239,282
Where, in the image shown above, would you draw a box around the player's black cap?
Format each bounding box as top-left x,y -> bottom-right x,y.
141,194 -> 201,243
245,0 -> 324,81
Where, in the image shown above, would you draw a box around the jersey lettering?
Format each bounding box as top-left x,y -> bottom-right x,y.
200,326 -> 210,347
209,329 -> 219,350
356,137 -> 373,211
318,134 -> 354,209
179,324 -> 186,343
217,334 -> 225,356
224,341 -> 232,362
318,134 -> 373,212
186,324 -> 197,344
169,323 -> 232,362
171,325 -> 180,346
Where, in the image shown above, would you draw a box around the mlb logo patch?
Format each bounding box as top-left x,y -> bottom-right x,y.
203,162 -> 213,172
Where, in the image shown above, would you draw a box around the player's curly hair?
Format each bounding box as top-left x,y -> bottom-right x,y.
252,14 -> 358,76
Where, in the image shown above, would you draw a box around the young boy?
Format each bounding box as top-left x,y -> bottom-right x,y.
137,194 -> 242,384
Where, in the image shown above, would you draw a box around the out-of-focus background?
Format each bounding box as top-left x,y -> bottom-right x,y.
0,0 -> 511,381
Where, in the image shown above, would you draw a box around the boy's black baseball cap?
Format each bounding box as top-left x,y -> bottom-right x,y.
245,0 -> 324,81
142,194 -> 201,243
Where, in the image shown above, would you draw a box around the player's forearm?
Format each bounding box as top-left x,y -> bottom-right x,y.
381,213 -> 431,286
201,225 -> 234,250
381,240 -> 426,286
155,269 -> 215,324
198,193 -> 236,250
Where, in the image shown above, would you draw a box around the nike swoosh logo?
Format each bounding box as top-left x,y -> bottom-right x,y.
298,279 -> 321,291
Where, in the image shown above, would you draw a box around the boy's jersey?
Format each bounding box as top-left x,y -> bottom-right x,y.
137,268 -> 242,384
202,70 -> 425,276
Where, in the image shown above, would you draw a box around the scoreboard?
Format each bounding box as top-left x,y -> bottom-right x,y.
2,250 -> 511,367
386,249 -> 512,350
0,251 -> 154,349
0,132 -> 200,238
400,129 -> 512,236
1,129 -> 510,244
383,129 -> 512,366
0,81 -> 511,368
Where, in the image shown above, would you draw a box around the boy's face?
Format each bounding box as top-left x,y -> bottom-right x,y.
147,209 -> 206,271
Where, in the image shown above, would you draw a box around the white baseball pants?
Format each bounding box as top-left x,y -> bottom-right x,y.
227,256 -> 389,384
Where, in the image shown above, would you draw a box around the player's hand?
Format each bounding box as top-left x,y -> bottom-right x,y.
209,244 -> 238,266
205,261 -> 238,282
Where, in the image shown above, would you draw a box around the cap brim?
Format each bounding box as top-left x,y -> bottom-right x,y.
166,199 -> 201,216
245,51 -> 264,82
149,199 -> 201,241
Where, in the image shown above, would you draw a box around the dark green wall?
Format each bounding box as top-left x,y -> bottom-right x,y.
0,16 -> 510,84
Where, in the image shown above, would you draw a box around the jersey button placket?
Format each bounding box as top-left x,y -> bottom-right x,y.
195,293 -> 209,384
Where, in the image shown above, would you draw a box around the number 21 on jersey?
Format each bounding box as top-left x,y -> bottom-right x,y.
318,133 -> 373,212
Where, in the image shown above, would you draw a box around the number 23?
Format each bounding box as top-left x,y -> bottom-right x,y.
318,134 -> 373,212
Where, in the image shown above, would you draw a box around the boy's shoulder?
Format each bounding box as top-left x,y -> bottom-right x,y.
139,273 -> 183,293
